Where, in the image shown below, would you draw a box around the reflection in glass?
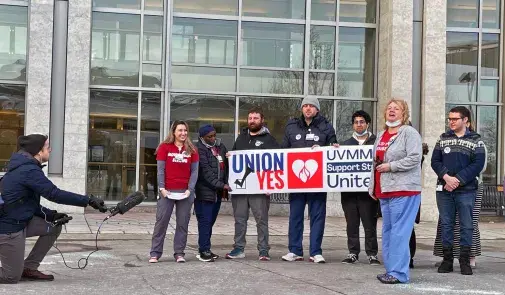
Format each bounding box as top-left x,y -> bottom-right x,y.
339,0 -> 376,23
140,92 -> 161,201
446,32 -> 478,102
242,0 -> 305,19
240,69 -> 303,95
447,0 -> 479,28
91,13 -> 141,87
311,0 -> 336,21
171,94 -> 236,149
0,85 -> 25,172
481,34 -> 499,77
145,0 -> 163,11
92,0 -> 141,9
477,106 -> 498,184
479,80 -> 498,103
172,18 -> 237,66
482,0 -> 500,29
88,90 -> 138,201
242,22 -> 304,69
174,0 -> 238,15
171,66 -> 236,92
309,72 -> 334,96
337,27 -> 375,98
144,16 -> 163,63
334,100 -> 374,141
142,64 -> 162,88
310,26 -> 335,70
239,97 -> 333,143
0,5 -> 27,81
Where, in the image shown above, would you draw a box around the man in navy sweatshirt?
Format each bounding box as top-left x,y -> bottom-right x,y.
431,106 -> 486,276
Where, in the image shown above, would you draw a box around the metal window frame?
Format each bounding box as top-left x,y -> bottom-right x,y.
0,0 -> 28,6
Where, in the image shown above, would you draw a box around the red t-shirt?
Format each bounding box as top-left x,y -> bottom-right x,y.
374,132 -> 420,199
156,143 -> 199,191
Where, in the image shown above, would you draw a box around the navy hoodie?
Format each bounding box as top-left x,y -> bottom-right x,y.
431,129 -> 486,192
0,152 -> 89,234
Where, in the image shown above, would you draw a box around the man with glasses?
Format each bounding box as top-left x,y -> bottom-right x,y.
431,106 -> 486,276
340,110 -> 380,265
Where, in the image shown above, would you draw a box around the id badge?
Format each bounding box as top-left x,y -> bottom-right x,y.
436,185 -> 443,192
217,155 -> 223,162
305,133 -> 315,141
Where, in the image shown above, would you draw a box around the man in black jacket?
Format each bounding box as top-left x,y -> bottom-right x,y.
0,134 -> 107,284
281,97 -> 337,263
195,125 -> 231,262
225,107 -> 279,261
340,110 -> 380,265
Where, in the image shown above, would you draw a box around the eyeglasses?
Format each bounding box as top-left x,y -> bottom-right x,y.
353,120 -> 367,125
447,117 -> 462,123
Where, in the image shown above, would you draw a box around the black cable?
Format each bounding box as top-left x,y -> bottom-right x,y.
52,217 -> 107,270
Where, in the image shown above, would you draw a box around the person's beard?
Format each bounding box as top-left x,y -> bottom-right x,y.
248,122 -> 262,133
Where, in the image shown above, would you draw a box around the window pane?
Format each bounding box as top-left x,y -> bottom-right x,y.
337,27 -> 375,98
174,0 -> 238,15
309,72 -> 334,96
145,0 -> 163,11
239,97 -> 333,143
481,34 -> 499,77
0,5 -> 27,81
242,22 -> 304,69
172,18 -> 237,66
91,12 -> 141,87
339,0 -> 376,23
92,0 -> 141,9
0,85 -> 25,172
171,66 -> 236,92
88,90 -> 138,201
144,16 -> 163,63
310,26 -> 335,70
483,0 -> 500,29
479,80 -> 498,103
170,94 -> 236,149
334,100 -> 374,142
447,0 -> 479,28
140,92 -> 160,201
240,69 -> 303,95
312,0 -> 336,21
242,0 -> 305,19
142,63 -> 162,88
477,106 -> 498,184
446,32 -> 478,102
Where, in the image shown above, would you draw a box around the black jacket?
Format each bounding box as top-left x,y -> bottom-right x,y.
232,127 -> 279,151
281,113 -> 337,148
195,139 -> 229,202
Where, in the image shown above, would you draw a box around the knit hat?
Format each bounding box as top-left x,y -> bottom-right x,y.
18,134 -> 48,156
199,124 -> 216,137
301,97 -> 320,111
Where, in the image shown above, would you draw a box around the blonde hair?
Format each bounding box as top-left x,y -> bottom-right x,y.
382,98 -> 411,130
156,120 -> 196,155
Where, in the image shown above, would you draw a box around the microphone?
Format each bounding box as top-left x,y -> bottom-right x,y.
105,191 -> 145,220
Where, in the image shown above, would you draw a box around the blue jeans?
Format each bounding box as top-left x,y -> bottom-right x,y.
436,191 -> 475,248
380,194 -> 421,283
194,198 -> 222,253
288,192 -> 326,257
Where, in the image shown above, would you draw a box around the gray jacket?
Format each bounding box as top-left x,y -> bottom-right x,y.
369,125 -> 422,197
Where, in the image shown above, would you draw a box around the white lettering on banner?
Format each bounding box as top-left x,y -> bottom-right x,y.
228,146 -> 373,194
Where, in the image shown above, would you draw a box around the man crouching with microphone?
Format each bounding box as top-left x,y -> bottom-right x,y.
0,134 -> 108,284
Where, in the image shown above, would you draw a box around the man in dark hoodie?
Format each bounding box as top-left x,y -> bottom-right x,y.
195,125 -> 231,262
0,134 -> 107,284
340,110 -> 380,265
431,106 -> 485,275
281,97 -> 337,263
225,107 -> 279,261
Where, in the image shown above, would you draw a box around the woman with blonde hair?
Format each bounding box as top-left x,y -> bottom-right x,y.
149,120 -> 199,263
369,99 -> 422,284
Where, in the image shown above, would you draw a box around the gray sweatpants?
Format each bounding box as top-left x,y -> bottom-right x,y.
231,194 -> 270,253
150,193 -> 195,258
0,216 -> 62,284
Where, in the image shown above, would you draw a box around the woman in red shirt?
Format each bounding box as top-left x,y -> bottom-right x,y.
369,99 -> 422,284
149,120 -> 199,263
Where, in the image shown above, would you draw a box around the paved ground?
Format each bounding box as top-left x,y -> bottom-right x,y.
1,213 -> 504,295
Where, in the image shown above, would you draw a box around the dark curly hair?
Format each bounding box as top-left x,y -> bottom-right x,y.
351,110 -> 371,125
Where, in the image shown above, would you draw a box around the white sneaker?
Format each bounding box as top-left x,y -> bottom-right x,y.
310,254 -> 326,263
282,252 -> 304,262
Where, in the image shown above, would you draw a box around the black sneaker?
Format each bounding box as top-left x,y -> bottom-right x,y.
342,253 -> 358,264
369,255 -> 381,265
409,258 -> 414,269
211,252 -> 220,260
197,251 -> 215,262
